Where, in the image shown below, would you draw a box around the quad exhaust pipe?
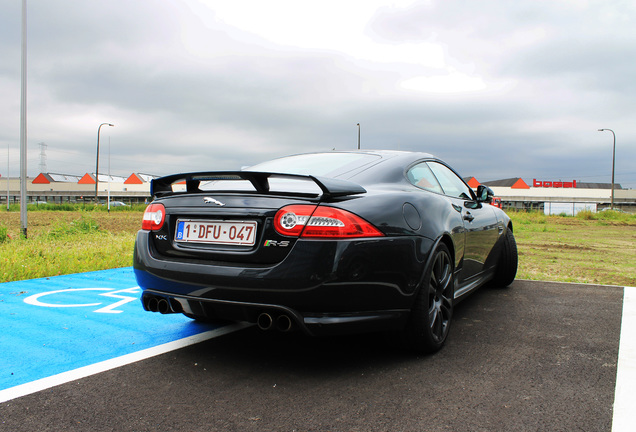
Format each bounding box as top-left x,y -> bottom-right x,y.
144,295 -> 178,314
145,296 -> 293,329
257,312 -> 294,332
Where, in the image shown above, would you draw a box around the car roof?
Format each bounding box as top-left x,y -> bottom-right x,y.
274,150 -> 440,185
291,149 -> 435,159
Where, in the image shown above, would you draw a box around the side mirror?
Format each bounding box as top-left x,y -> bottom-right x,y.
476,185 -> 494,203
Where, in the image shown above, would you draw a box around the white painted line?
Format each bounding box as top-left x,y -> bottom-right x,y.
612,286 -> 636,432
0,323 -> 249,404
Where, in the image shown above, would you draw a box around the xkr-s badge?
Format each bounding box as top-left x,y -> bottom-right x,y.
263,240 -> 290,247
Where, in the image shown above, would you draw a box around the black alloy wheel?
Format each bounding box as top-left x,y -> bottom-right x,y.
403,242 -> 454,353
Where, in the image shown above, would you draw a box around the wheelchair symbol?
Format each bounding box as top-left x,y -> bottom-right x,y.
23,287 -> 141,314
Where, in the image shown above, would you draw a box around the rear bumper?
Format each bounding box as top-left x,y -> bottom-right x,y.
139,288 -> 409,336
134,231 -> 434,334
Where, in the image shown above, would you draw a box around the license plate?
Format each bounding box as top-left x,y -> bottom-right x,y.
175,219 -> 257,246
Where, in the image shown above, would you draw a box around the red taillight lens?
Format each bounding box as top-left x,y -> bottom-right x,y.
273,205 -> 314,237
273,205 -> 384,239
142,203 -> 165,231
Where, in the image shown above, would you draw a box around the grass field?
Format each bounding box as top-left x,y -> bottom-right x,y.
511,210 -> 635,286
0,206 -> 634,286
0,207 -> 140,282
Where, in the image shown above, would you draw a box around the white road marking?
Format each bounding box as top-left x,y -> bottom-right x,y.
23,287 -> 111,308
0,323 -> 250,403
612,286 -> 636,432
94,287 -> 140,314
22,287 -> 140,313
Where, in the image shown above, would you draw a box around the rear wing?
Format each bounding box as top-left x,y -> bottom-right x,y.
151,171 -> 366,200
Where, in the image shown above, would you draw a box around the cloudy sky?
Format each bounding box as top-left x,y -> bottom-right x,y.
1,0 -> 634,188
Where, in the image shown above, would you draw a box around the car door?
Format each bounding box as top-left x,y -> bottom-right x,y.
427,162 -> 500,283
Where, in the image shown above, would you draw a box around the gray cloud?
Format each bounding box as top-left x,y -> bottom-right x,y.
0,0 -> 634,188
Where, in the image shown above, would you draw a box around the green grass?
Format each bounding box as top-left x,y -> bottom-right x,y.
0,207 -> 634,286
0,224 -> 8,244
1,230 -> 135,282
4,203 -> 148,212
509,210 -> 636,287
0,210 -> 141,283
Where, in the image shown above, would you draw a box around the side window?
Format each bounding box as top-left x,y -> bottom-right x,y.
407,163 -> 443,194
428,162 -> 473,200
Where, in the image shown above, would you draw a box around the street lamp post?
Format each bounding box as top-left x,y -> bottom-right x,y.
597,128 -> 616,210
357,123 -> 360,149
20,0 -> 27,237
95,122 -> 114,203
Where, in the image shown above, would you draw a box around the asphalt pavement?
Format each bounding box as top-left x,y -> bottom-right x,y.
0,276 -> 628,431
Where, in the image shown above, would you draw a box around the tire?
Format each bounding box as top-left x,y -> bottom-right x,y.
403,242 -> 454,354
491,228 -> 518,287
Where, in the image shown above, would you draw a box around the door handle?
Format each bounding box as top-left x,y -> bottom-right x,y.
463,212 -> 474,222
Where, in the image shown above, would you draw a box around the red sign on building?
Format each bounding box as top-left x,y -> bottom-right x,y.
533,179 -> 577,188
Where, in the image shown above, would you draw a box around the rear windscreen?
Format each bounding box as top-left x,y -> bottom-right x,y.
199,175 -> 322,195
246,153 -> 381,178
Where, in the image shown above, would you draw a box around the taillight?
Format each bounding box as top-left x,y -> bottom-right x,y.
273,205 -> 384,239
142,203 -> 165,231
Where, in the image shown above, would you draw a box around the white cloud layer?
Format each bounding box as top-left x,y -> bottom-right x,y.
0,0 -> 634,187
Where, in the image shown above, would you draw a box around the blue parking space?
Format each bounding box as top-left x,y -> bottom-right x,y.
0,268 -> 226,396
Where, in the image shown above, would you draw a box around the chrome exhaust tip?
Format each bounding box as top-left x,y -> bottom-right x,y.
276,315 -> 293,332
157,298 -> 171,314
257,313 -> 274,331
146,297 -> 159,312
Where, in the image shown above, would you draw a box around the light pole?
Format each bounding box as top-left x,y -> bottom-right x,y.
20,0 -> 27,237
6,143 -> 9,211
95,122 -> 114,203
357,123 -> 360,149
597,128 -> 616,210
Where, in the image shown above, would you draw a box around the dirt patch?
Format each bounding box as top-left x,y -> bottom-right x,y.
533,243 -> 598,252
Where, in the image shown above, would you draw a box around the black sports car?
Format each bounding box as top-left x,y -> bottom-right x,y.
133,150 -> 517,353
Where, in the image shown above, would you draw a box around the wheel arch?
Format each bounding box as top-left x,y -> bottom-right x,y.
438,233 -> 456,266
413,233 -> 456,299
402,234 -> 455,353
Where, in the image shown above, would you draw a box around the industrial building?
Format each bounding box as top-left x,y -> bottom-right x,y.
0,172 -> 155,205
466,177 -> 635,214
1,172 -> 634,214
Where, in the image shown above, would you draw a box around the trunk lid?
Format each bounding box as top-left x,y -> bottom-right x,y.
146,172 -> 367,265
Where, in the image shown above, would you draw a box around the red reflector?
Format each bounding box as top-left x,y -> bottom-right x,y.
273,205 -> 383,239
142,203 -> 165,231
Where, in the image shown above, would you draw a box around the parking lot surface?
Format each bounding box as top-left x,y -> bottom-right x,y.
0,272 -> 628,431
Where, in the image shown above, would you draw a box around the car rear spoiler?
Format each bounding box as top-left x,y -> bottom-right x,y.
151,171 -> 367,199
